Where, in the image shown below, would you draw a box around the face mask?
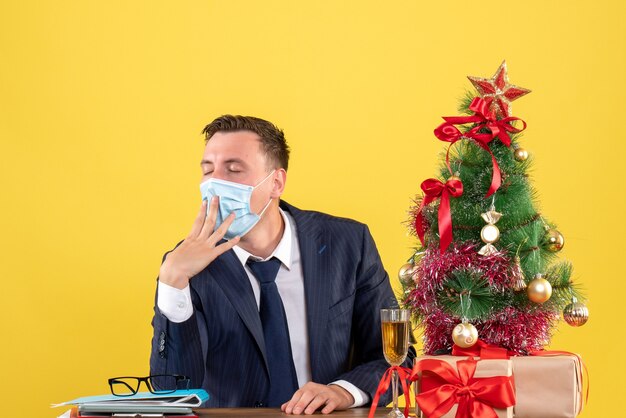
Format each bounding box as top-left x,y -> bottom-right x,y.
199,170 -> 275,240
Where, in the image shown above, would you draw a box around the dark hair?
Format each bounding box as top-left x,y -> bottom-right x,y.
202,115 -> 290,171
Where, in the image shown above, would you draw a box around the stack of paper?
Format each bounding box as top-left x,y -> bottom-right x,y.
53,389 -> 209,417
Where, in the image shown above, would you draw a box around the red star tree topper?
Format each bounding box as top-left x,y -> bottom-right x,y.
467,60 -> 531,118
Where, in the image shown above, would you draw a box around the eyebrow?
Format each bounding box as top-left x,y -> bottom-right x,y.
200,158 -> 247,166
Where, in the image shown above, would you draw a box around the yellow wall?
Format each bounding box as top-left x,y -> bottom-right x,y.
1,1 -> 623,416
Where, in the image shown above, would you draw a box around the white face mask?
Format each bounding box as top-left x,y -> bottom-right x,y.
199,170 -> 275,239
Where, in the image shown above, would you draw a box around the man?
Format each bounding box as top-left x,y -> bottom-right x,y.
150,115 -> 412,414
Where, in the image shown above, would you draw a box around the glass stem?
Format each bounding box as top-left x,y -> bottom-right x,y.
392,369 -> 399,411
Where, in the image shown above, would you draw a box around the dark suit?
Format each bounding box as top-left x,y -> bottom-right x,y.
150,201 -> 413,407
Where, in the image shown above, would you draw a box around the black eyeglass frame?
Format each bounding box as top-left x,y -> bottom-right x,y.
108,374 -> 190,397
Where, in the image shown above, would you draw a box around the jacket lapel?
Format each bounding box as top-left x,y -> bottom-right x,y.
282,202 -> 332,382
210,250 -> 269,372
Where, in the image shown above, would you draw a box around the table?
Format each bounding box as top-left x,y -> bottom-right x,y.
193,408 -> 397,417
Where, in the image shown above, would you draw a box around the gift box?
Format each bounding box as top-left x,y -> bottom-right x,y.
513,354 -> 584,418
413,355 -> 515,418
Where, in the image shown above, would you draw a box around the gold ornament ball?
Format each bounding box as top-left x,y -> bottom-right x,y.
451,322 -> 478,348
563,300 -> 589,327
448,175 -> 461,182
398,263 -> 416,285
514,148 -> 529,161
480,224 -> 501,244
527,277 -> 552,304
543,229 -> 565,252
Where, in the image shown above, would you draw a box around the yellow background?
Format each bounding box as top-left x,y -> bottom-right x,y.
1,1 -> 623,416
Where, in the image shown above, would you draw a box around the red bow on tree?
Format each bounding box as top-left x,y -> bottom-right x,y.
434,97 -> 527,197
414,177 -> 463,253
411,357 -> 516,418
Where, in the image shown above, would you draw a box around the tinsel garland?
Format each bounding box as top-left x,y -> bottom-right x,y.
420,307 -> 557,355
410,242 -> 511,293
403,242 -> 557,354
479,307 -> 558,354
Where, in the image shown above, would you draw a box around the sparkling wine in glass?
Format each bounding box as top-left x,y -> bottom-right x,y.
381,309 -> 410,418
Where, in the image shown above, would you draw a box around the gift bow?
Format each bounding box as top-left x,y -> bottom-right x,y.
452,339 -> 516,359
368,366 -> 412,418
411,357 -> 516,418
414,177 -> 463,253
434,97 -> 527,198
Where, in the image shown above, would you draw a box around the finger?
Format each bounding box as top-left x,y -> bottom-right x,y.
321,398 -> 339,415
303,395 -> 328,415
289,391 -> 317,415
199,196 -> 219,239
188,199 -> 208,238
210,235 -> 240,258
206,212 -> 236,246
283,390 -> 305,415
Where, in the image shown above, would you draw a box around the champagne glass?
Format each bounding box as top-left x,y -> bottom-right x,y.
381,308 -> 410,418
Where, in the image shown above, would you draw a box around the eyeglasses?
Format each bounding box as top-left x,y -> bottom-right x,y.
108,374 -> 190,397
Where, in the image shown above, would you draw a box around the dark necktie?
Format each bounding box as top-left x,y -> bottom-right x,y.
247,257 -> 299,406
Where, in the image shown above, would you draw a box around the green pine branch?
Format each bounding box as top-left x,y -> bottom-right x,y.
437,269 -> 510,321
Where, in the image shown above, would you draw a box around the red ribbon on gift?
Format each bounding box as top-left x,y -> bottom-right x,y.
414,177 -> 463,253
410,357 -> 516,418
434,97 -> 527,197
368,366 -> 412,418
452,339 -> 516,360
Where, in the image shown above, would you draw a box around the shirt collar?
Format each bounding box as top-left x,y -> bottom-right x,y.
232,207 -> 293,270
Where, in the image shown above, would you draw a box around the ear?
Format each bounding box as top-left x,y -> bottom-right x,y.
270,168 -> 287,199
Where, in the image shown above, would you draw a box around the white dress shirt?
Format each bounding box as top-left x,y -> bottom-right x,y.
157,208 -> 369,407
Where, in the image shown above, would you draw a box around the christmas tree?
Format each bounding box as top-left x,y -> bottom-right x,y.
401,61 -> 589,355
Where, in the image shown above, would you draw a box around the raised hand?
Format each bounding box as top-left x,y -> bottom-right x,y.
159,196 -> 240,289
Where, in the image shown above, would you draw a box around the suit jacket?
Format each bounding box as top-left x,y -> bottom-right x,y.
150,201 -> 413,407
